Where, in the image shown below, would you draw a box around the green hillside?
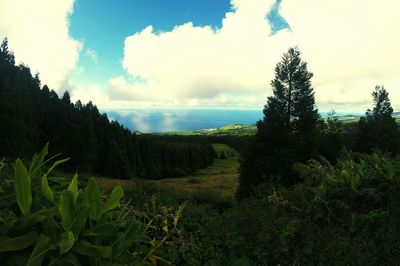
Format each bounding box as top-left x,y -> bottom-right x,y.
159,124 -> 257,136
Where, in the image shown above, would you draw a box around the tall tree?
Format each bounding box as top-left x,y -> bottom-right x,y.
238,47 -> 321,198
355,85 -> 400,153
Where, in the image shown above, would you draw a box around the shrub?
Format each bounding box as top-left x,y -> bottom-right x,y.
0,144 -> 183,265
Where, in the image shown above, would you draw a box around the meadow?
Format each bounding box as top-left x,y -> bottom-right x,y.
97,144 -> 240,205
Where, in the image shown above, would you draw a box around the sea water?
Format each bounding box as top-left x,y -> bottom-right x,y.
103,108 -> 360,133
103,108 -> 263,133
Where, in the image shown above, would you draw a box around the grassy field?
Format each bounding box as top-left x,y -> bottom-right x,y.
158,124 -> 257,136
97,143 -> 240,203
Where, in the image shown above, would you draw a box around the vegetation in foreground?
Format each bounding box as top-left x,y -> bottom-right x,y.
0,144 -> 186,265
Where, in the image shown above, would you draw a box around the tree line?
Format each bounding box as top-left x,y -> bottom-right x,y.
239,47 -> 400,198
0,38 -> 216,179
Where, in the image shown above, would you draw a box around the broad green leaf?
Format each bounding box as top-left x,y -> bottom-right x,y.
60,231 -> 75,254
45,157 -> 70,177
102,185 -> 123,214
0,231 -> 39,251
41,175 -> 54,202
70,206 -> 89,238
68,174 -> 79,204
15,159 -> 32,215
27,234 -> 50,266
14,207 -> 58,230
83,178 -> 102,221
29,143 -> 49,179
73,240 -> 112,257
59,190 -> 74,230
82,220 -> 120,237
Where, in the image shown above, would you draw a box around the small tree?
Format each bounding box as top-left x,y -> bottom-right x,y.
355,85 -> 400,153
238,47 -> 321,198
320,110 -> 344,162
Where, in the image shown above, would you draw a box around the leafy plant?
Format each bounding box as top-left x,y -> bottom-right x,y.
0,144 -> 183,265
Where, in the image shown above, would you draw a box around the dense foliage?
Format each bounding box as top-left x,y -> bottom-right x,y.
355,85 -> 400,153
0,144 -> 185,265
135,152 -> 400,265
0,38 -> 216,180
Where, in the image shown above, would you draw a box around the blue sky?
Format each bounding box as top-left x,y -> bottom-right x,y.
70,0 -> 231,86
69,0 -> 288,89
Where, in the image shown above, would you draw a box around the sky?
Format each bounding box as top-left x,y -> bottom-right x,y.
0,0 -> 400,112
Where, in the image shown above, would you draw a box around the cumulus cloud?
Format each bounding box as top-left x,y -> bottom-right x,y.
117,0 -> 400,111
280,0 -> 400,111
0,0 -> 81,91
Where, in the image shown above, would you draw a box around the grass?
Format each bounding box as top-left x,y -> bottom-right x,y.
158,124 -> 257,136
97,143 -> 240,203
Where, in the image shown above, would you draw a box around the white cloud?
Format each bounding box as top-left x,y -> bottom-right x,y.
85,48 -> 98,63
0,0 -> 81,92
118,0 -> 400,111
70,83 -> 109,106
279,0 -> 400,111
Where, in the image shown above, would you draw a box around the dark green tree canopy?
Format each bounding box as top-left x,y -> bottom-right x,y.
356,85 -> 399,153
366,85 -> 393,118
238,47 -> 321,198
0,38 -> 15,65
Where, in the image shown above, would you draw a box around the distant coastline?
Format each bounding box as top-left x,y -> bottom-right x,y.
101,108 -> 373,133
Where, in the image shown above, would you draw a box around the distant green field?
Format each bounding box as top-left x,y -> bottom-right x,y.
159,124 -> 257,136
158,113 -> 400,137
98,144 -> 240,202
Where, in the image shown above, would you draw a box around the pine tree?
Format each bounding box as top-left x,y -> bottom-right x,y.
356,85 -> 400,153
238,47 -> 321,198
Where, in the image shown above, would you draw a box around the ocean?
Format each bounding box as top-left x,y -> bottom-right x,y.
103,108 -> 263,133
103,108 -> 361,133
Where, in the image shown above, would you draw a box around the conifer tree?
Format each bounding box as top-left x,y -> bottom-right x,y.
356,85 -> 400,153
238,47 -> 321,198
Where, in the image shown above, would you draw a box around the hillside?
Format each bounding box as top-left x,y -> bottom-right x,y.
158,124 -> 257,136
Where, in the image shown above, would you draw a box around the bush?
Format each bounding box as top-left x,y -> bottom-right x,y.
187,152 -> 400,264
0,144 -> 183,265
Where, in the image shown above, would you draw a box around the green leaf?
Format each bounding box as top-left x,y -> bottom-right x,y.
15,159 -> 32,215
0,231 -> 39,252
70,206 -> 89,238
41,175 -> 54,202
45,157 -> 70,177
102,185 -> 123,214
82,220 -> 120,237
68,174 -> 79,204
59,190 -> 74,230
29,143 -> 49,179
73,240 -> 112,257
27,234 -> 50,266
60,231 -> 75,254
83,178 -> 102,221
